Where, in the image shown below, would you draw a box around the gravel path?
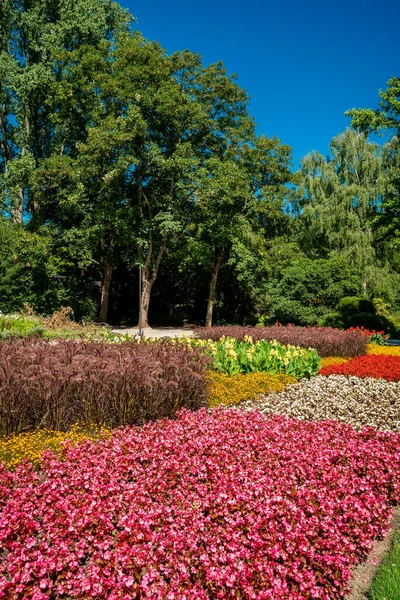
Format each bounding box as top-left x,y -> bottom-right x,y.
112,326 -> 194,339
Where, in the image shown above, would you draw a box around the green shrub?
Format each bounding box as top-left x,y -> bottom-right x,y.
389,313 -> 400,334
0,315 -> 45,339
318,312 -> 344,329
268,257 -> 362,326
320,296 -> 396,334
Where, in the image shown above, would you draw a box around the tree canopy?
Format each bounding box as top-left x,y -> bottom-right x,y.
0,2 -> 399,330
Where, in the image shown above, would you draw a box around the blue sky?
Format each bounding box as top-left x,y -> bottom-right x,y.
122,0 -> 399,168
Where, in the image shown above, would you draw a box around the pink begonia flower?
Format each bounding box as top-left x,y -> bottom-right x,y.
0,409 -> 399,599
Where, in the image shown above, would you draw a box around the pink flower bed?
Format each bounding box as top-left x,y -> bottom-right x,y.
1,409 -> 399,599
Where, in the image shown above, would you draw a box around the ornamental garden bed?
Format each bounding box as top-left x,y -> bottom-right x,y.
0,326 -> 399,599
194,325 -> 368,357
1,409 -> 399,599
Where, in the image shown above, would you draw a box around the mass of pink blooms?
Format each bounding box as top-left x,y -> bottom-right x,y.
1,409 -> 400,600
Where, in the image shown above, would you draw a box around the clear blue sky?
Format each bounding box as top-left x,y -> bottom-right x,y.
122,0 -> 399,168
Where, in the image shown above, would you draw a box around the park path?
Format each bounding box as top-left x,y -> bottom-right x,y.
112,326 -> 194,339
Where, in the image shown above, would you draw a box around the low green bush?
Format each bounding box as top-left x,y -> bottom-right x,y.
0,314 -> 45,339
319,296 -> 396,334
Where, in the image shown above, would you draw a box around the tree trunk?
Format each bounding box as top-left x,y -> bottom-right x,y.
13,189 -> 24,224
13,112 -> 30,224
137,232 -> 167,329
139,272 -> 152,329
362,276 -> 368,296
99,262 -> 112,323
205,254 -> 223,327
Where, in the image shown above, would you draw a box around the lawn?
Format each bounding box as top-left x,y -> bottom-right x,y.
368,528 -> 400,600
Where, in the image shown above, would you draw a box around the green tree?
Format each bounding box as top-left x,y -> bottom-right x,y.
346,76 -> 400,136
30,32 -> 257,324
299,128 -> 384,292
347,78 -> 400,256
0,0 -> 129,222
268,256 -> 362,325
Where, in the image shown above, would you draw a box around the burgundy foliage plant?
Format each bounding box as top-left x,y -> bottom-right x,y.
0,339 -> 210,435
195,326 -> 368,358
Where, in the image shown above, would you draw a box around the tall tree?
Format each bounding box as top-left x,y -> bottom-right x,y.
299,128 -> 384,292
0,0 -> 129,222
346,76 -> 400,136
30,33 -> 254,324
187,135 -> 294,326
346,77 -> 400,257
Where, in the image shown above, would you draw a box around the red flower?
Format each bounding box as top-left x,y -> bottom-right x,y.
320,354 -> 400,381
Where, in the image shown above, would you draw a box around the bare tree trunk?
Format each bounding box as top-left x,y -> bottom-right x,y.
362,277 -> 367,295
13,112 -> 31,224
100,262 -> 112,323
139,272 -> 152,329
13,189 -> 24,224
205,254 -> 223,327
137,230 -> 167,329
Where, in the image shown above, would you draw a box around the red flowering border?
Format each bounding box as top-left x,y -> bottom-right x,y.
346,326 -> 387,340
1,409 -> 399,599
320,354 -> 400,381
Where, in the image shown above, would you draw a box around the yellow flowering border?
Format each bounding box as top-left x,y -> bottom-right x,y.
0,424 -> 111,470
367,343 -> 400,356
207,372 -> 297,408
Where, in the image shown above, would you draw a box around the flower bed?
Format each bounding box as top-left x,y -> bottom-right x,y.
195,326 -> 367,357
197,336 -> 320,378
0,424 -> 111,470
320,354 -> 400,381
367,343 -> 400,356
207,372 -> 296,407
1,409 -> 399,599
242,375 -> 400,431
347,327 -> 388,345
0,339 -> 210,436
320,357 -> 350,369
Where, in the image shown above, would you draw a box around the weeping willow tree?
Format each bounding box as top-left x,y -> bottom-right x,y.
299,128 -> 385,293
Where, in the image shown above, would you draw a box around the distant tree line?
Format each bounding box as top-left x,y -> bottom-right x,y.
0,0 -> 399,329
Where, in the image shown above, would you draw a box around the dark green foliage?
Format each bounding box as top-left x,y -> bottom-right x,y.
268,258 -> 361,326
320,296 -> 396,334
0,220 -> 99,319
0,220 -> 58,314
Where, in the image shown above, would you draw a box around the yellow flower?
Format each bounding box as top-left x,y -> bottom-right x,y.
367,344 -> 400,356
207,372 -> 297,408
320,357 -> 350,369
0,424 -> 111,470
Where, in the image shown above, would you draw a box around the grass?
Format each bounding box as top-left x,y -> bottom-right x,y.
368,528 -> 400,600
